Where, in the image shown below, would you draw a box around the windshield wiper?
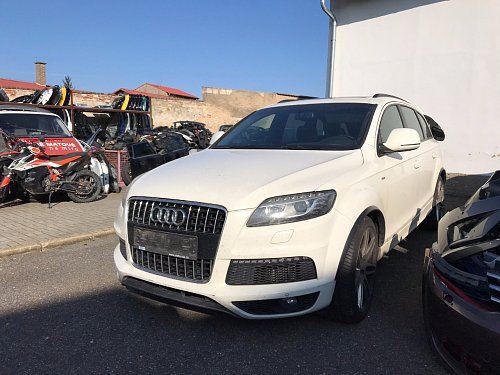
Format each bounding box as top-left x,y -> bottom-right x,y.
281,145 -> 339,150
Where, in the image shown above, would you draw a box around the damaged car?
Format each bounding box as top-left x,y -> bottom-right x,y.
423,171 -> 500,374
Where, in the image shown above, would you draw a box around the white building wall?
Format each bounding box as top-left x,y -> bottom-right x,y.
334,0 -> 500,174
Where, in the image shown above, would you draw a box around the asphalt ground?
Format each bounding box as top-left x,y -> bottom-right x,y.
1,235 -> 445,375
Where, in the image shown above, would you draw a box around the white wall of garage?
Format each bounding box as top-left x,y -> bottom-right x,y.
332,0 -> 500,174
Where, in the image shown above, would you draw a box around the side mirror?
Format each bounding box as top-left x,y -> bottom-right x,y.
424,115 -> 445,141
383,128 -> 420,153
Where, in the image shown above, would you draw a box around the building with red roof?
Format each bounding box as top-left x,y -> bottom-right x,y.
134,83 -> 198,100
0,78 -> 46,91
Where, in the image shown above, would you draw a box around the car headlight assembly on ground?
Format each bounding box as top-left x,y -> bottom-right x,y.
423,170 -> 500,375
247,190 -> 336,227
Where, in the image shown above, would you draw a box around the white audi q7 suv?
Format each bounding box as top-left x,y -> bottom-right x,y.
114,95 -> 445,322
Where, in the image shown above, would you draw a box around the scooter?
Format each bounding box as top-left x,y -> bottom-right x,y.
0,141 -> 102,204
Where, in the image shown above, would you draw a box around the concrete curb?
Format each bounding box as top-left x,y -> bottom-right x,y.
0,228 -> 116,258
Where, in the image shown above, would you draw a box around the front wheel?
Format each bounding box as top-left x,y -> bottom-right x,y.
328,217 -> 379,323
67,170 -> 102,203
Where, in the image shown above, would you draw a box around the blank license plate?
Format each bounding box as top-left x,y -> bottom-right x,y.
133,227 -> 198,260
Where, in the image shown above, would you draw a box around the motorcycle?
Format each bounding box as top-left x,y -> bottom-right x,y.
0,140 -> 102,204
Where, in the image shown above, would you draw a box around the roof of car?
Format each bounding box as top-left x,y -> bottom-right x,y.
0,104 -> 53,114
265,95 -> 416,109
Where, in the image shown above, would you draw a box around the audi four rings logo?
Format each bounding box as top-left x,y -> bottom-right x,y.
150,207 -> 187,226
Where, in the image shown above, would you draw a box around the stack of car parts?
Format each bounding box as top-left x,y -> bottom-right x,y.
10,86 -> 72,106
111,94 -> 150,112
173,120 -> 213,149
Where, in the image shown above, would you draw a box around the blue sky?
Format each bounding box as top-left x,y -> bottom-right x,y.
1,1 -> 330,98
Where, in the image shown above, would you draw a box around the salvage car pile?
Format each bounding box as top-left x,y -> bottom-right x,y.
0,88 -> 213,187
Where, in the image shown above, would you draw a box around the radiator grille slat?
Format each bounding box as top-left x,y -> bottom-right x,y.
487,271 -> 500,306
132,249 -> 213,282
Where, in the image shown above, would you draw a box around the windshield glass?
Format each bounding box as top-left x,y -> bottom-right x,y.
213,103 -> 376,150
0,113 -> 72,137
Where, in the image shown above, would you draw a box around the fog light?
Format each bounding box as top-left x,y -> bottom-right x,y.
285,297 -> 298,305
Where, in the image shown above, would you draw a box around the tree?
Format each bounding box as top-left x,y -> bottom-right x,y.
62,75 -> 73,89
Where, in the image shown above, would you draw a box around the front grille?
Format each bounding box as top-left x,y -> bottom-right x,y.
487,271 -> 500,305
128,198 -> 227,283
128,198 -> 226,234
233,292 -> 319,315
132,248 -> 213,281
226,256 -> 317,285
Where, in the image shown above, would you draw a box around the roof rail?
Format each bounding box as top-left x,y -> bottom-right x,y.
372,93 -> 408,102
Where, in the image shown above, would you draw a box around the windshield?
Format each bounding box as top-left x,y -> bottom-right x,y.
0,113 -> 72,137
213,103 -> 376,150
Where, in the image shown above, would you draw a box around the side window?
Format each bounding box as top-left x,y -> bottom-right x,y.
399,106 -> 424,141
416,112 -> 433,140
378,106 -> 404,144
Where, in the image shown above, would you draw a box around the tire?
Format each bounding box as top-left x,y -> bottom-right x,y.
329,217 -> 379,323
421,176 -> 445,230
109,164 -> 121,193
67,170 -> 102,203
121,163 -> 133,186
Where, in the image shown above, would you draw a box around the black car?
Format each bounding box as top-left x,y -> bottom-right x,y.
423,171 -> 500,374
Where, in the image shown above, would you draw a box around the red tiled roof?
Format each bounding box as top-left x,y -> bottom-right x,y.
0,78 -> 45,91
138,83 -> 198,99
112,88 -> 168,99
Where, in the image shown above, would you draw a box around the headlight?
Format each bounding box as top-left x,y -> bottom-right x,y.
247,190 -> 336,227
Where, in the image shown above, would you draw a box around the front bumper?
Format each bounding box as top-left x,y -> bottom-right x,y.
423,248 -> 500,374
114,205 -> 353,319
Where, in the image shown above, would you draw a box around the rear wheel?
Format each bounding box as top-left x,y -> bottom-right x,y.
329,217 -> 379,323
67,170 -> 102,203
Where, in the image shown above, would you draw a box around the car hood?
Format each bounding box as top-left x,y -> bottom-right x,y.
128,149 -> 364,211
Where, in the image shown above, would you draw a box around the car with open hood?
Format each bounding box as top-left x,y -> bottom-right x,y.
114,94 -> 445,321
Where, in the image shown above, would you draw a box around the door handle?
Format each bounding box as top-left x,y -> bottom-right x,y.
414,161 -> 421,169
432,153 -> 437,160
